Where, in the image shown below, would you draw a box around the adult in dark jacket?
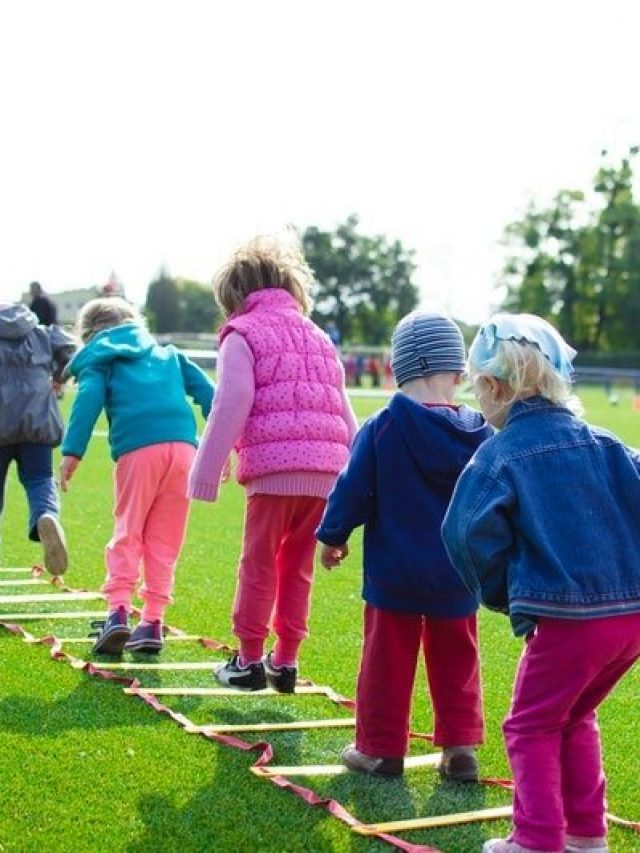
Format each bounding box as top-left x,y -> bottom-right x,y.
29,281 -> 58,326
317,312 -> 494,782
0,303 -> 76,573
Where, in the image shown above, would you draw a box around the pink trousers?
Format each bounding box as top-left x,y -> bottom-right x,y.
232,493 -> 326,665
505,614 -> 640,852
103,442 -> 195,622
355,604 -> 484,757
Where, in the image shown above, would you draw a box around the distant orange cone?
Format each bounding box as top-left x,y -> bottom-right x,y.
633,396 -> 640,412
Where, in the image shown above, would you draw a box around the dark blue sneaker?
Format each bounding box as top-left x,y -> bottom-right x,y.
263,651 -> 297,693
90,606 -> 130,655
124,620 -> 163,654
214,654 -> 266,691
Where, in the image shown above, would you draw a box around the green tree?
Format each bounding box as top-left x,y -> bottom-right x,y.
302,215 -> 419,345
497,147 -> 640,353
145,272 -> 219,333
145,269 -> 180,333
176,278 -> 220,333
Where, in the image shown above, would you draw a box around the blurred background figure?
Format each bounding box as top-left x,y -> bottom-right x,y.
325,320 -> 341,348
29,282 -> 58,326
101,272 -> 125,299
0,300 -> 76,574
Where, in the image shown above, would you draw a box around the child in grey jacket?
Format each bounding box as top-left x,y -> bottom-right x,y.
0,302 -> 76,574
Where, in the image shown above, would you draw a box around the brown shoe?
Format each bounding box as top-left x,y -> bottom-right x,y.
37,514 -> 68,576
341,744 -> 403,777
438,747 -> 479,783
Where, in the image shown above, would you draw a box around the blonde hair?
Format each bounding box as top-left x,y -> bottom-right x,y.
470,339 -> 583,416
213,235 -> 314,317
76,297 -> 142,343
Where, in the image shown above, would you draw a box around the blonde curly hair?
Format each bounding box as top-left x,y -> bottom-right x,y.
213,235 -> 314,318
76,297 -> 142,343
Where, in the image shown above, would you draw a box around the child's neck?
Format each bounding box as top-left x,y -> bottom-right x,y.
400,375 -> 459,406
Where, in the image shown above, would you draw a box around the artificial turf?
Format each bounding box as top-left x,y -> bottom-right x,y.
0,386 -> 638,852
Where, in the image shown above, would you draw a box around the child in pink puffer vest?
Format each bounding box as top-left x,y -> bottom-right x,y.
189,236 -> 357,692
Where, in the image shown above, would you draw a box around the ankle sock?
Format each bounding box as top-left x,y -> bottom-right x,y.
239,640 -> 264,666
272,640 -> 300,669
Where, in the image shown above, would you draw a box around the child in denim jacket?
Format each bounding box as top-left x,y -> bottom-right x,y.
442,313 -> 640,853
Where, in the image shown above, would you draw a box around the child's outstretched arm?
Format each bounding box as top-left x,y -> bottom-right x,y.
176,351 -> 215,418
316,420 -> 376,565
48,325 -> 78,384
188,332 -> 254,502
60,367 -> 108,463
441,463 -> 516,613
59,455 -> 80,491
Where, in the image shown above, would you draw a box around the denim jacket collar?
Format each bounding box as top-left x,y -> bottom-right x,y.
504,395 -> 569,427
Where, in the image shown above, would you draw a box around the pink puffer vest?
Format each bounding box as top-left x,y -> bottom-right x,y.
219,289 -> 350,484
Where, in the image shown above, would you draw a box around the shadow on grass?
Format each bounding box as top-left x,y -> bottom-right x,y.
127,727 -> 346,853
0,676 -> 162,735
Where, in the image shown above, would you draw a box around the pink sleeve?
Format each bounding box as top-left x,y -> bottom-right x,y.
188,332 -> 255,502
338,362 -> 358,445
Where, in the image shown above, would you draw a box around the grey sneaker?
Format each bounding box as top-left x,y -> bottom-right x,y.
90,606 -> 131,655
341,744 -> 404,777
438,747 -> 479,783
263,651 -> 297,693
482,841 -> 542,853
37,514 -> 68,576
214,654 -> 267,691
565,838 -> 608,852
124,620 -> 163,654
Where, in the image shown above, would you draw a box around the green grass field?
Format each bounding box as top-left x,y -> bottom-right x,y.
0,386 -> 639,853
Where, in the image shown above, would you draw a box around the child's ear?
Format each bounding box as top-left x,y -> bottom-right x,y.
484,376 -> 503,399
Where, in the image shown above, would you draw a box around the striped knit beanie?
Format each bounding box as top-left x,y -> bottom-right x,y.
391,311 -> 466,386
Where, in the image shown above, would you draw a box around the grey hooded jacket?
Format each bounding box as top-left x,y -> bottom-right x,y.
0,304 -> 77,446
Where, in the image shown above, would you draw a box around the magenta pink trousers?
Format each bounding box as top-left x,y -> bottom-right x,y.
102,442 -> 195,622
232,493 -> 326,665
355,604 -> 484,757
505,614 -> 640,852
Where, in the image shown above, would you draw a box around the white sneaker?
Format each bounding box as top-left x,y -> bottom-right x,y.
37,514 -> 68,576
214,654 -> 267,691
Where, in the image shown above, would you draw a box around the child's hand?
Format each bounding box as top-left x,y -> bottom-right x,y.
221,457 -> 232,483
59,456 -> 80,492
320,543 -> 348,569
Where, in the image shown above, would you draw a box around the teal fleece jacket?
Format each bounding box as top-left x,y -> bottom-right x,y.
62,324 -> 215,461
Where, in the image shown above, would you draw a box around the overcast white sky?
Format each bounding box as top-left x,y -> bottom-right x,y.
1,0 -> 639,323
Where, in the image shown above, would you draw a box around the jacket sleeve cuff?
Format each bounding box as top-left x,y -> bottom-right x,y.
315,526 -> 347,546
188,481 -> 219,502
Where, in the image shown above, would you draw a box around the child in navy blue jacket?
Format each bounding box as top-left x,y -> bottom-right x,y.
317,312 -> 493,781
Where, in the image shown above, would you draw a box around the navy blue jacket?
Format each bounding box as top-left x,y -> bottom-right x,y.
442,396 -> 640,636
316,393 -> 493,616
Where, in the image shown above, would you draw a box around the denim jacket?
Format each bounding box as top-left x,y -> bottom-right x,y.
441,396 -> 640,636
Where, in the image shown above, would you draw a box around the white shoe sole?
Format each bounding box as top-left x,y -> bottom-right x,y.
37,515 -> 68,576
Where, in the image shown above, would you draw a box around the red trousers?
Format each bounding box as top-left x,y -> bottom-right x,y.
232,493 -> 326,663
355,604 -> 484,757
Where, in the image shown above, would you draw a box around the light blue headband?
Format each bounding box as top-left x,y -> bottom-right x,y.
469,313 -> 577,381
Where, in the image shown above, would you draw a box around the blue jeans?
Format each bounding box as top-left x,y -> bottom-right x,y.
0,443 -> 59,541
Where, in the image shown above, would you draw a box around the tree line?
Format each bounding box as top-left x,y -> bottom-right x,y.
144,149 -> 640,357
499,147 -> 640,360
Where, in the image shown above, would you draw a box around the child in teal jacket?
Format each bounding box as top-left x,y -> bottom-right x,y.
61,297 -> 214,655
